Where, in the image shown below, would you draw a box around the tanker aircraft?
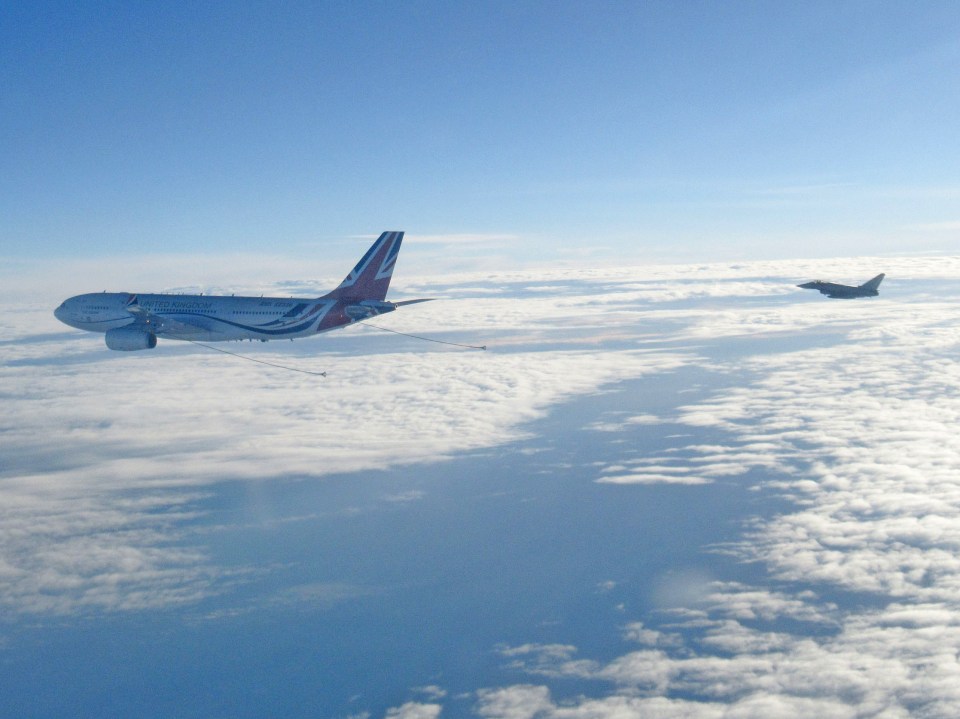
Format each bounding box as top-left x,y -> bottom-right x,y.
54,231 -> 430,350
798,273 -> 885,299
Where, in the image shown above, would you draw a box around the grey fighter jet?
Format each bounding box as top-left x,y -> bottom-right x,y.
798,273 -> 885,299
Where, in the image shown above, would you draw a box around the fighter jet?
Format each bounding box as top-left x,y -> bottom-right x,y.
798,273 -> 885,299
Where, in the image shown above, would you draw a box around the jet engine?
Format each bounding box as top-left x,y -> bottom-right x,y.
105,326 -> 157,351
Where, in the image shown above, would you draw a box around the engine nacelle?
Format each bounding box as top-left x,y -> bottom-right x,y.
105,326 -> 157,351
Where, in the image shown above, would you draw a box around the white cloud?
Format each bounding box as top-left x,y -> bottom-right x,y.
596,472 -> 713,486
2,266 -> 699,616
0,486 -> 223,615
905,221 -> 960,233
415,686 -> 448,701
474,683 -> 873,719
500,644 -> 578,661
384,702 -> 442,719
0,344 -> 686,615
405,233 -> 519,245
2,348 -> 686,486
474,256 -> 960,717
382,490 -> 427,503
622,621 -> 678,648
474,685 -> 553,719
8,253 -> 960,716
583,413 -> 663,433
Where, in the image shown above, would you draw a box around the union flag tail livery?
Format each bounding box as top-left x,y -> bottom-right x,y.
54,230 -> 434,350
324,231 -> 403,302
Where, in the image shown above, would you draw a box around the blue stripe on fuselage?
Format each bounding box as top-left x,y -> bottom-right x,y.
156,307 -> 332,336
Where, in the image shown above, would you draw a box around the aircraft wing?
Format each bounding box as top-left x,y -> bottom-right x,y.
392,298 -> 435,307
126,300 -> 211,336
343,298 -> 435,320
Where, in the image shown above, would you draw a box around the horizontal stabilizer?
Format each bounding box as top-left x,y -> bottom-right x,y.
392,298 -> 435,307
343,297 -> 434,320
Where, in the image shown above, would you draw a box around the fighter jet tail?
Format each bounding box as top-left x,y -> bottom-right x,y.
859,273 -> 885,291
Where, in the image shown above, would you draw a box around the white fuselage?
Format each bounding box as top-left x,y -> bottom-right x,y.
53,231 -> 416,350
53,292 -> 353,342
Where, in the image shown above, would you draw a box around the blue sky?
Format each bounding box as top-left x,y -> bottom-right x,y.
3,1 -> 960,265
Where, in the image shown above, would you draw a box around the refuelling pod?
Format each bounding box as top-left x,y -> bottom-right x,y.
105,326 -> 157,351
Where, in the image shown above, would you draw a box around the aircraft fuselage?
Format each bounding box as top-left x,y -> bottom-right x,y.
796,281 -> 878,299
53,231 -> 429,350
53,292 -> 391,342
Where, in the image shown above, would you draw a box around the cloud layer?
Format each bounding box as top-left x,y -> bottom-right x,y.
5,253 -> 960,718
465,259 -> 960,718
2,272 -> 691,615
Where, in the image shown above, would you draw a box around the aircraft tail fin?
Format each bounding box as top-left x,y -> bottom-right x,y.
860,273 -> 885,291
324,231 -> 404,301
